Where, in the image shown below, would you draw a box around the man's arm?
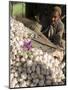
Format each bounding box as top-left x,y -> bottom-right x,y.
54,22 -> 64,46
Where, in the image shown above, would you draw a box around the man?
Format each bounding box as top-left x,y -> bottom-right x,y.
46,6 -> 65,49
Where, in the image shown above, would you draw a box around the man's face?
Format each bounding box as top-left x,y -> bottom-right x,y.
51,11 -> 60,25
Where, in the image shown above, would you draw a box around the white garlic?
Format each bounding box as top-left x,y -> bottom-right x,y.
11,78 -> 18,87
27,67 -> 32,74
10,73 -> 14,80
21,73 -> 27,80
38,80 -> 44,86
33,79 -> 39,84
60,62 -> 65,69
10,18 -> 65,88
27,60 -> 32,66
21,58 -> 26,62
21,81 -> 27,87
14,72 -> 18,78
36,65 -> 40,75
31,64 -> 35,72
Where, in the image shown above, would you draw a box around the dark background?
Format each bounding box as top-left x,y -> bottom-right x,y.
10,2 -> 66,38
26,3 -> 66,30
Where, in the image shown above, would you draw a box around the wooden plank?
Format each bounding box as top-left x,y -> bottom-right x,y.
21,18 -> 64,51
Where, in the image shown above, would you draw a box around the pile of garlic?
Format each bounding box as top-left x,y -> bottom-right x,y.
10,17 -> 65,88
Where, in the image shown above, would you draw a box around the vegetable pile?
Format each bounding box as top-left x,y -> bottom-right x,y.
10,18 -> 65,88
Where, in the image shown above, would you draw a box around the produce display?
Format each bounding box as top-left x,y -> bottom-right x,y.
10,18 -> 65,88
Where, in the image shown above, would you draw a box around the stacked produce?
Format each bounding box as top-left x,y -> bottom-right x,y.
10,18 -> 65,88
